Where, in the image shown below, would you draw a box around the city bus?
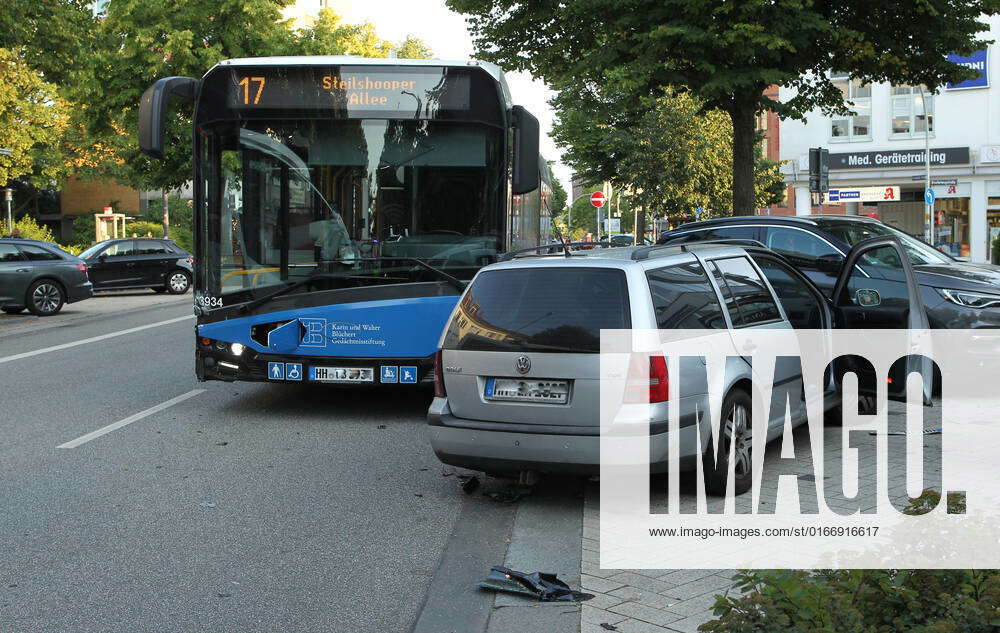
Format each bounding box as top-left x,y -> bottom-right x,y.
138,56 -> 548,385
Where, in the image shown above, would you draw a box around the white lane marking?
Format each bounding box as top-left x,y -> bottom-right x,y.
0,314 -> 193,365
57,389 -> 206,449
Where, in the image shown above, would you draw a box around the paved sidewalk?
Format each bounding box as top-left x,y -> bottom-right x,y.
580,400 -> 943,633
580,487 -> 735,633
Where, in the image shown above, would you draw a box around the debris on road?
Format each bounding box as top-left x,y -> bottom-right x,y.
377,424 -> 387,429
487,485 -> 532,504
459,475 -> 479,494
478,566 -> 593,602
215,441 -> 228,446
600,623 -> 618,631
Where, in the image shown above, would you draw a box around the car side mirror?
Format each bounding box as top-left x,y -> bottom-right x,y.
98,255 -> 107,264
855,288 -> 881,307
816,253 -> 844,275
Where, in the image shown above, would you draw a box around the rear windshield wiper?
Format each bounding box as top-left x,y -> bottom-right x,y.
236,257 -> 466,314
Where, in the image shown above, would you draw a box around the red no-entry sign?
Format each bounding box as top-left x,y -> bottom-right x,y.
590,191 -> 606,208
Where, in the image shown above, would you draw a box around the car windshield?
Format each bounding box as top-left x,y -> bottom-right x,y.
79,243 -> 107,259
815,220 -> 953,265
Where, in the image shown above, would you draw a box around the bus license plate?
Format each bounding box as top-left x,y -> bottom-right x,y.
484,378 -> 569,404
309,366 -> 374,383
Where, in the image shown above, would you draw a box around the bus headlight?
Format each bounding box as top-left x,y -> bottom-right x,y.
230,343 -> 245,356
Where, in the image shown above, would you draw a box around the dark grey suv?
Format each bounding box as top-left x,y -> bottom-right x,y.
0,238 -> 93,315
659,215 -> 1000,329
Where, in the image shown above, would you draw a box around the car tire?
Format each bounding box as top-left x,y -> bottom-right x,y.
166,270 -> 191,294
2,305 -> 25,314
26,280 -> 65,316
702,388 -> 753,497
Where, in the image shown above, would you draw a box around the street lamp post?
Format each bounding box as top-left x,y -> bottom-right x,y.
3,188 -> 12,235
919,86 -> 933,245
1,148 -> 12,234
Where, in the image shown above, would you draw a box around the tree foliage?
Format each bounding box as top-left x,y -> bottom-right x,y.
552,87 -> 783,221
447,0 -> 996,215
0,48 -> 70,187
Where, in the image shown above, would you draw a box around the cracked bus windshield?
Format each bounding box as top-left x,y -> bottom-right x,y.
204,119 -> 502,296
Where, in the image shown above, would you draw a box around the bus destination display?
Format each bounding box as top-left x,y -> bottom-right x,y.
228,68 -> 471,112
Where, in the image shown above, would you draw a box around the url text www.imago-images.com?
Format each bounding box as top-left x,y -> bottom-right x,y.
598,329 -> 1000,569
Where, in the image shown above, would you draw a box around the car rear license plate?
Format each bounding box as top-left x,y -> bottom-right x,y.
484,377 -> 569,404
309,366 -> 374,383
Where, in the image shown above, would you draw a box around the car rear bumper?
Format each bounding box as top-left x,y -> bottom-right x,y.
427,398 -> 700,476
66,280 -> 93,303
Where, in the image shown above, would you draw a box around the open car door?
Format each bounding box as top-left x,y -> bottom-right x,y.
830,236 -> 932,405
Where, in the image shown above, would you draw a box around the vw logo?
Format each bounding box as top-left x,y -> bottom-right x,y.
515,355 -> 531,375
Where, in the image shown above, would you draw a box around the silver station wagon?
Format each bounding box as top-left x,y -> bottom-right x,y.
428,239 -> 926,494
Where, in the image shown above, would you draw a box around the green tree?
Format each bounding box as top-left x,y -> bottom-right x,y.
551,88 -> 783,231
547,160 -> 568,217
0,0 -> 97,89
447,0 -> 993,216
0,48 -> 70,187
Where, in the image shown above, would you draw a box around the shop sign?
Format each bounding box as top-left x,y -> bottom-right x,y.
946,49 -> 989,90
937,182 -> 970,198
829,147 -> 970,170
827,186 -> 900,202
981,146 -> 1000,163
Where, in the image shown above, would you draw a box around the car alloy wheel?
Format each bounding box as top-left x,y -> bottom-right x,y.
168,272 -> 190,293
32,283 -> 62,314
724,402 -> 752,478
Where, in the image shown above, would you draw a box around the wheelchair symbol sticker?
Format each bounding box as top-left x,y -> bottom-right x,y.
285,363 -> 303,381
381,366 -> 398,383
268,362 -> 284,380
400,366 -> 417,384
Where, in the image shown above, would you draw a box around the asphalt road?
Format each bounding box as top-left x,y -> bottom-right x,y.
0,294 -> 549,632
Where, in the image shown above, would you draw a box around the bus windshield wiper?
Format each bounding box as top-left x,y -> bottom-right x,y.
236,257 -> 466,314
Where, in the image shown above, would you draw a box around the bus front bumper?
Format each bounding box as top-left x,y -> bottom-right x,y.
195,347 -> 435,386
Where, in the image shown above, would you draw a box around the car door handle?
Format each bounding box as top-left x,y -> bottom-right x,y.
16,268 -> 30,273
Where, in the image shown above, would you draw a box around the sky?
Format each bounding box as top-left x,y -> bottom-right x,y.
317,0 -> 573,196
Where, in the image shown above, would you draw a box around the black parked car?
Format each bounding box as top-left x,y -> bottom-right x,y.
0,238 -> 93,315
79,238 -> 193,294
658,215 -> 1000,328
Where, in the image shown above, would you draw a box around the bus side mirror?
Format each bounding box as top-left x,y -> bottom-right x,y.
511,105 -> 540,194
139,77 -> 199,159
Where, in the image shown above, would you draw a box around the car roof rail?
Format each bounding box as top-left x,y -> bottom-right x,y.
498,242 -> 598,261
631,238 -> 767,260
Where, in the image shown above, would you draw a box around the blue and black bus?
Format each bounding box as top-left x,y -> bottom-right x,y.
139,56 -> 549,385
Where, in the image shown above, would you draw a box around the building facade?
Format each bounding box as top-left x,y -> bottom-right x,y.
779,16 -> 1000,263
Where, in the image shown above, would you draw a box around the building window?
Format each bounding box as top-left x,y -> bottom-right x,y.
830,72 -> 871,142
890,85 -> 934,139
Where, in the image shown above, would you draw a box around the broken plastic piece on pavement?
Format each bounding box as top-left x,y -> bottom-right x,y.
459,475 -> 479,494
478,566 -> 594,602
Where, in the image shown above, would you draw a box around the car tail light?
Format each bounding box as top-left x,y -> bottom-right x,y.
624,354 -> 669,404
434,350 -> 446,398
75,263 -> 88,273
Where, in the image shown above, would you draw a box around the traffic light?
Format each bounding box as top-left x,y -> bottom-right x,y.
808,147 -> 829,193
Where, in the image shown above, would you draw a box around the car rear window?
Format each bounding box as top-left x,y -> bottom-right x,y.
443,267 -> 630,353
